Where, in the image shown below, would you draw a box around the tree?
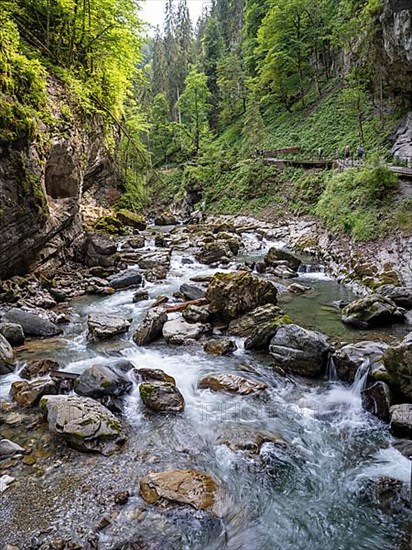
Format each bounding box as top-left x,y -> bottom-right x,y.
149,92 -> 176,164
151,28 -> 168,97
216,52 -> 247,126
242,95 -> 269,154
201,16 -> 224,127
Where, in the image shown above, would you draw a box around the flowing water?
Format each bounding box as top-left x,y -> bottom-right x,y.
0,228 -> 411,549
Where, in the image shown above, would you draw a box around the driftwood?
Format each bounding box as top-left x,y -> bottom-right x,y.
50,370 -> 79,381
164,298 -> 207,313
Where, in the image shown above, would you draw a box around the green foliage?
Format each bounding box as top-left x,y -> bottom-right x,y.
316,160 -> 399,240
396,199 -> 412,233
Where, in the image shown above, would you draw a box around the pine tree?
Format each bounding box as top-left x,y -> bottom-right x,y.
151,28 -> 168,97
242,96 -> 269,154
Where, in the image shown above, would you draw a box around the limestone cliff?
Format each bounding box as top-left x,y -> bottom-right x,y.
0,78 -> 119,279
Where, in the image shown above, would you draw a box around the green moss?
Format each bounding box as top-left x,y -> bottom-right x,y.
94,215 -> 125,235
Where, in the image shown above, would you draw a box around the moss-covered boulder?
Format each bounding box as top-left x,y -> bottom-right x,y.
117,209 -> 147,230
205,272 -> 277,323
383,333 -> 412,400
139,382 -> 184,413
94,215 -> 125,235
342,294 -> 404,329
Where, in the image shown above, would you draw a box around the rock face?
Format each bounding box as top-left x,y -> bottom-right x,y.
140,469 -> 218,511
333,341 -> 389,383
163,318 -> 207,344
376,285 -> 412,309
361,382 -> 392,421
87,313 -> 131,340
133,308 -> 168,346
75,364 -> 132,398
139,382 -> 184,413
204,339 -> 237,356
206,272 -> 277,323
0,322 -> 25,346
2,308 -> 62,337
389,403 -> 412,437
341,295 -> 404,329
0,334 -> 15,375
265,247 -> 301,270
269,324 -> 331,377
40,395 -> 125,454
198,373 -> 266,395
383,333 -> 412,399
108,269 -> 142,290
10,379 -> 57,407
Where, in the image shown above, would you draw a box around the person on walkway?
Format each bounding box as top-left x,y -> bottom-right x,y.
356,145 -> 365,161
344,145 -> 351,161
318,147 -> 323,160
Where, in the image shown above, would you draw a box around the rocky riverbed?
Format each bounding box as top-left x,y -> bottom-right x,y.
0,214 -> 412,549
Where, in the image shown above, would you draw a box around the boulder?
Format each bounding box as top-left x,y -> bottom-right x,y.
87,313 -> 131,341
133,308 -> 167,346
40,395 -> 125,454
204,339 -> 237,356
383,333 -> 412,400
333,341 -> 389,383
133,289 -> 149,302
375,285 -> 412,309
341,295 -> 404,329
2,308 -> 62,337
0,333 -> 15,375
180,283 -> 205,301
135,368 -> 176,385
145,265 -> 168,281
195,240 -> 233,266
139,382 -> 184,413
128,235 -> 145,249
10,379 -> 57,407
20,359 -> 60,380
154,212 -> 178,225
75,364 -> 132,398
269,324 -> 331,377
163,318 -> 207,345
264,247 -> 301,270
216,424 -> 287,454
363,477 -> 410,513
198,373 -> 266,395
0,439 -> 25,457
183,304 -> 211,324
389,404 -> 412,437
117,209 -> 147,230
206,272 -> 277,323
140,469 -> 218,511
108,269 -> 142,290
361,382 -> 392,421
137,250 -> 171,270
227,304 -> 284,337
288,283 -> 311,294
82,232 -> 118,268
0,322 -> 24,346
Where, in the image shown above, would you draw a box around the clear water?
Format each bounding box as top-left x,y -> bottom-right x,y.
0,231 -> 410,549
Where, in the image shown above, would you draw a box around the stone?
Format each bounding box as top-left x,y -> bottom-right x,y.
10,379 -> 57,407
383,333 -> 412,400
75,364 -> 132,398
227,304 -> 284,337
114,491 -> 130,505
0,322 -> 24,346
361,382 -> 392,421
198,373 -> 266,395
341,295 -> 404,329
135,368 -> 176,385
288,282 -> 311,294
40,395 -> 125,454
0,439 -> 25,457
49,288 -> 68,303
180,283 -> 205,301
117,209 -> 147,230
163,318 -> 207,344
2,308 -> 62,337
87,313 -> 131,340
363,477 -> 410,513
108,269 -> 143,290
137,251 -> 171,270
0,475 -> 15,494
183,304 -> 211,324
133,289 -> 149,302
195,241 -> 233,265
145,265 -> 168,282
264,247 -> 301,270
216,425 -> 287,454
20,359 -> 60,380
0,333 -> 15,375
204,338 -> 237,356
154,212 -> 178,225
128,235 -> 145,249
139,382 -> 184,413
133,308 -> 167,346
376,285 -> 412,309
82,232 -> 118,268
206,272 -> 277,323
334,341 -> 389,383
389,404 -> 412,437
140,469 -> 218,511
269,324 -> 331,377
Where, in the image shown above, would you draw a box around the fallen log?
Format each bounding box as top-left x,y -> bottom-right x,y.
164,298 -> 207,313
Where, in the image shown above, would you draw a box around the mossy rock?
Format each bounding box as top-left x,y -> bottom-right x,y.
94,215 -> 125,235
117,209 -> 147,230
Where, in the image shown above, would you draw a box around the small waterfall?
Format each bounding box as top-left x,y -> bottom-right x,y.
350,359 -> 370,398
298,263 -> 325,274
326,355 -> 338,382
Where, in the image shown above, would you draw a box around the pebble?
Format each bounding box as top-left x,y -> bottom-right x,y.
0,474 -> 16,493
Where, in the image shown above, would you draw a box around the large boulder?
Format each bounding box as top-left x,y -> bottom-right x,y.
341,295 -> 404,329
227,304 -> 284,337
108,269 -> 142,290
361,382 -> 392,421
0,322 -> 24,346
2,308 -> 62,337
137,250 -> 171,270
87,313 -> 131,341
139,382 -> 184,413
264,247 -> 301,270
40,395 -> 125,455
163,318 -> 207,345
204,338 -> 237,356
389,404 -> 412,438
383,333 -> 412,400
205,272 -> 277,323
154,212 -> 178,226
195,241 -> 233,265
0,333 -> 15,375
182,304 -> 211,324
333,341 -> 389,383
198,373 -> 266,395
269,324 -> 331,377
180,283 -> 205,301
133,308 -> 168,346
140,469 -> 218,512
20,359 -> 60,380
75,364 -> 132,398
375,285 -> 412,309
10,379 -> 57,407
116,209 -> 147,230
82,232 -> 118,268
